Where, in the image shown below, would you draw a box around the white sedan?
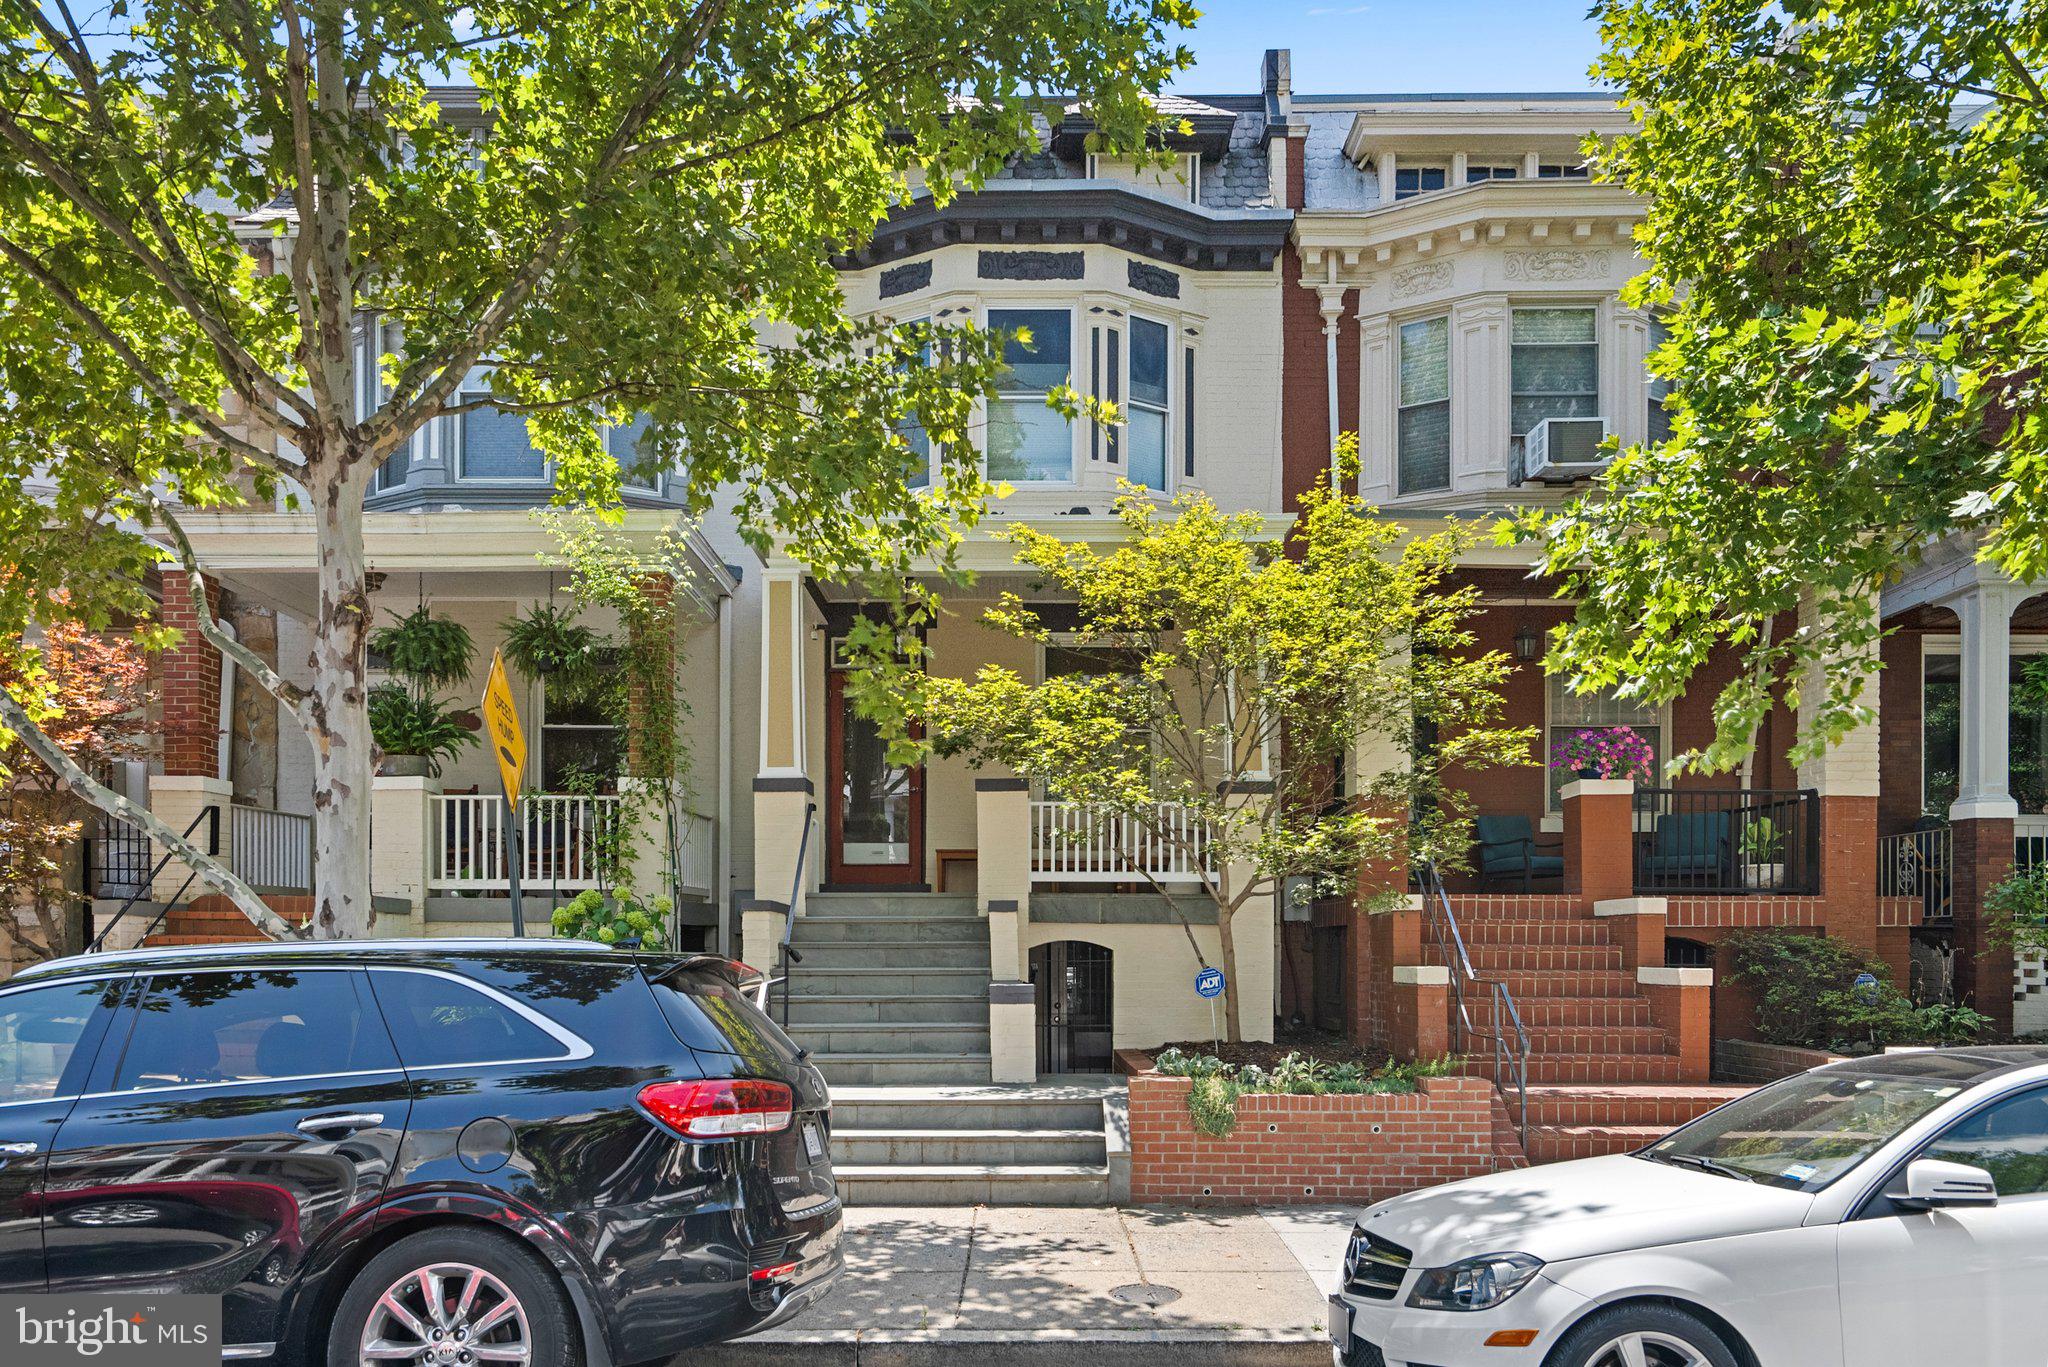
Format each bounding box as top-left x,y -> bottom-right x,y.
1329,1046 -> 2048,1367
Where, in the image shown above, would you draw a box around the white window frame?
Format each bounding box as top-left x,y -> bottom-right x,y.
1085,152 -> 1200,204
1395,312 -> 1452,496
1509,302 -> 1603,448
1123,311 -> 1174,492
1464,163 -> 1519,183
984,302 -> 1080,487
1541,673 -> 1671,818
1393,162 -> 1450,200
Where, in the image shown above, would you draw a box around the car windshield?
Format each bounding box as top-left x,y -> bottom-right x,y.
1639,1071 -> 1965,1192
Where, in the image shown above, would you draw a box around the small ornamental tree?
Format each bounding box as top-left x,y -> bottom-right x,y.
916,461 -> 1532,1041
0,624 -> 150,963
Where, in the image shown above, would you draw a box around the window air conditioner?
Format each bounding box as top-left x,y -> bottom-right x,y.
1516,417 -> 1611,485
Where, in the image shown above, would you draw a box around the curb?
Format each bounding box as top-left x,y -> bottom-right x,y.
685,1329 -> 1333,1367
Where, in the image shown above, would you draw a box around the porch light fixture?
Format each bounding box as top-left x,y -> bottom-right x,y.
1513,623 -> 1542,662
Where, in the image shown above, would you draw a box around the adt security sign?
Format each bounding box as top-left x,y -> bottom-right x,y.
1194,967 -> 1226,999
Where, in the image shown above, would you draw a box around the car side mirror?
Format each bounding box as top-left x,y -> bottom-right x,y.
1897,1158 -> 1999,1211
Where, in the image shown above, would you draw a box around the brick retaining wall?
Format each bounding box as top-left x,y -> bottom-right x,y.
1127,1070 -> 1501,1205
1712,1038 -> 1846,1084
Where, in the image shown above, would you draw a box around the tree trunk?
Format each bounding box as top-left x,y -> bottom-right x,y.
1215,895 -> 1244,1044
306,460 -> 376,938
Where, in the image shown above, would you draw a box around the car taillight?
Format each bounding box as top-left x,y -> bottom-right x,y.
638,1079 -> 794,1139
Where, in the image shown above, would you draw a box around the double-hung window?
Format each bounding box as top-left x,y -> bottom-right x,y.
986,308 -> 1074,483
359,325 -> 406,492
1510,307 -> 1599,455
1397,316 -> 1451,494
1126,316 -> 1170,489
1647,317 -> 1674,446
606,415 -> 661,491
896,320 -> 933,489
457,368 -> 545,481
1538,162 -> 1590,180
1548,676 -> 1662,810
1466,164 -> 1518,183
1394,164 -> 1447,199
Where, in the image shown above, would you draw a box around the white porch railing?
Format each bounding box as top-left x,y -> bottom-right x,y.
431,792 -> 621,892
1029,800 -> 1212,884
674,810 -> 715,900
232,804 -> 313,892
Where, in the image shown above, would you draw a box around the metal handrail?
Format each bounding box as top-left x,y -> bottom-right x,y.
1415,859 -> 1531,1146
88,805 -> 221,953
777,803 -> 817,1028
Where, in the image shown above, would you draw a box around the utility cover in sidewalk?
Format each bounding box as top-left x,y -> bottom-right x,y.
1109,1283 -> 1182,1307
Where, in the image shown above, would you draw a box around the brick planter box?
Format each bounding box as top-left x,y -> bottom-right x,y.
1712,1038 -> 1846,1084
1127,1069 -> 1502,1205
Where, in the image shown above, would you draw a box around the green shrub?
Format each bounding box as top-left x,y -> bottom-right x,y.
1987,865 -> 2048,958
1152,1049 -> 1460,1137
367,682 -> 478,774
1724,928 -> 1989,1052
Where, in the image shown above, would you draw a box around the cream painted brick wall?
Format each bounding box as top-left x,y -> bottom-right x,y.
1023,900 -> 1277,1048
990,1000 -> 1035,1083
369,775 -> 437,920
1795,591 -> 1882,797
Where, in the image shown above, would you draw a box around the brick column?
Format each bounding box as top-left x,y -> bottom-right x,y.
160,570 -> 226,778
1594,897 -> 1668,972
624,575 -> 677,780
1954,815 -> 2017,1034
1944,578 -> 2023,1035
1795,590 -> 1883,956
1562,779 -> 1635,904
1638,967 -> 1714,1082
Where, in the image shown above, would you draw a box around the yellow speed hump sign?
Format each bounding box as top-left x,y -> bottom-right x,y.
481,651 -> 527,807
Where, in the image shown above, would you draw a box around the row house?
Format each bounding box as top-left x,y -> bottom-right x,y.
77,52 -> 2037,1118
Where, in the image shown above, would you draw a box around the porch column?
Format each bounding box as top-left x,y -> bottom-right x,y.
1945,578 -> 2024,1033
1562,779 -> 1634,905
160,570 -> 227,780
1795,590 -> 1883,956
1345,647 -> 1414,1049
370,774 -> 439,931
622,575 -> 681,902
146,775 -> 233,902
752,565 -> 813,933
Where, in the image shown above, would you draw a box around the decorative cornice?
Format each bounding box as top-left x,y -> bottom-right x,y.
836,185 -> 1292,274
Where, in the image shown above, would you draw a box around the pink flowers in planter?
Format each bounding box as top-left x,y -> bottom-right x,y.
1551,726 -> 1656,781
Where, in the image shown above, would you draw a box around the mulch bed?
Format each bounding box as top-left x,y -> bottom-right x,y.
1157,1028 -> 1391,1072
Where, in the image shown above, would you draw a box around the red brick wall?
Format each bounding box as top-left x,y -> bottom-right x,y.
160,570 -> 225,777
1128,1072 -> 1501,1204
1712,1038 -> 1846,1084
1878,624 -> 1936,836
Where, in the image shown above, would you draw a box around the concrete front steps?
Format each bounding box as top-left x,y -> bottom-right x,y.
828,1081 -> 1119,1205
780,893 -> 996,1087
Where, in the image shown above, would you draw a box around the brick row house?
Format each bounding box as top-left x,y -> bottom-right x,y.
46,51 -> 2044,1144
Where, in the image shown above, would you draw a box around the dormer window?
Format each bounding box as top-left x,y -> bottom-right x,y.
1538,163 -> 1591,179
1466,163 -> 1519,183
1394,164 -> 1447,200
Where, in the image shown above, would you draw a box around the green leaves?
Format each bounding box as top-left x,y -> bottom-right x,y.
1520,0 -> 2048,772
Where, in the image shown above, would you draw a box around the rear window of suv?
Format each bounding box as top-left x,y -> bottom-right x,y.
368,969 -> 574,1068
645,966 -> 804,1074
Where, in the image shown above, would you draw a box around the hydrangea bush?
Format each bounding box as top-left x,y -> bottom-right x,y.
552,887 -> 672,951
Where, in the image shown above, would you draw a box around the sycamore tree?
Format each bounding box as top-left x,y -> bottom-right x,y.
0,0 -> 1193,937
1516,0 -> 2048,773
916,466 -> 1531,1041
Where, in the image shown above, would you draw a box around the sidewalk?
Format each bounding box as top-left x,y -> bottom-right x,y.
687,1204 -> 1355,1367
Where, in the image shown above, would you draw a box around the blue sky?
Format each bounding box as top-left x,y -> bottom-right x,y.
1167,0 -> 1606,95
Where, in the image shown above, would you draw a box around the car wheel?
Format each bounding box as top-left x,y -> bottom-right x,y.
1550,1303 -> 1741,1367
327,1226 -> 582,1367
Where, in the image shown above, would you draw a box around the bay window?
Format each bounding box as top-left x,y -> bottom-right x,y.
1648,316 -> 1674,446
1394,164 -> 1447,199
1511,306 -> 1599,455
986,307 -> 1074,483
457,369 -> 544,481
1397,316 -> 1451,494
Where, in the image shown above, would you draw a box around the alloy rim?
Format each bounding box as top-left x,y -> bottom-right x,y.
359,1261 -> 531,1367
1586,1330 -> 1713,1367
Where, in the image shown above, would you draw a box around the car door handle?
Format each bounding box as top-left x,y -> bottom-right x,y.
0,1141 -> 37,1157
296,1113 -> 384,1136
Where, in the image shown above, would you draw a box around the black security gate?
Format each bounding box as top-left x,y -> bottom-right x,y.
1031,940 -> 1113,1074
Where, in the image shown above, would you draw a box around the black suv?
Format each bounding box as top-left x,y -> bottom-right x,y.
0,939 -> 842,1365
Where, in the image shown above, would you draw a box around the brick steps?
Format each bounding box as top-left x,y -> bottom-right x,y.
1492,968 -> 1637,998
141,895 -> 311,949
1461,920 -> 1616,947
1467,1052 -> 1684,1085
1523,1084 -> 1750,1129
1525,1123 -> 1670,1163
1513,997 -> 1654,1028
1471,944 -> 1622,973
1523,1025 -> 1673,1056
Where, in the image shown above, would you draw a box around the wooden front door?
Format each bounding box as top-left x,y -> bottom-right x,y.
824,667 -> 925,886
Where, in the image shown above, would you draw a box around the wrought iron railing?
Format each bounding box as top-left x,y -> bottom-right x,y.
777,803 -> 817,1028
88,805 -> 221,953
1028,800 -> 1212,883
85,814 -> 151,899
1879,826 -> 1953,922
1632,786 -> 1820,895
1416,860 -> 1530,1146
